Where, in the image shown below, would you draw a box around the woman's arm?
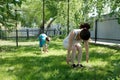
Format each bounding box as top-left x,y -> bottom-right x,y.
84,40 -> 89,63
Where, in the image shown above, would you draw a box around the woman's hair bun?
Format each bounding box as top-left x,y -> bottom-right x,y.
80,23 -> 90,30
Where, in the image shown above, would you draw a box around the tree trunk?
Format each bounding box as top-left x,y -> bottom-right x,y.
37,18 -> 56,37
46,18 -> 56,29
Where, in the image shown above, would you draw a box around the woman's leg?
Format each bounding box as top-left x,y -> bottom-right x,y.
76,43 -> 82,64
71,45 -> 77,64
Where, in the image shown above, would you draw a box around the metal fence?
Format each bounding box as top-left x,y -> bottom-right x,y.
0,29 -> 65,40
91,17 -> 120,44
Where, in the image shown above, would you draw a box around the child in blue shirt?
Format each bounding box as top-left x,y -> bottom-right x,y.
39,33 -> 50,53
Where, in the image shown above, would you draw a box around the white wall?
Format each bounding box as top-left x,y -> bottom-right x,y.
91,17 -> 120,44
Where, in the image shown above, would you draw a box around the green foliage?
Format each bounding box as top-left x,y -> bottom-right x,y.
0,0 -> 120,30
20,0 -> 43,27
45,0 -> 58,18
0,0 -> 26,29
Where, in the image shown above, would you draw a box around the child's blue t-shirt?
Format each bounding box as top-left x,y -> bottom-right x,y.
39,33 -> 47,47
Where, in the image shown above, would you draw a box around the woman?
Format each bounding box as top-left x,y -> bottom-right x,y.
63,23 -> 90,68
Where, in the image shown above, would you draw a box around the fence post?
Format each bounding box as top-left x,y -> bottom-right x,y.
0,30 -> 1,39
4,30 -> 7,40
46,30 -> 48,35
54,29 -> 56,36
59,30 -> 62,35
16,29 -> 18,47
95,19 -> 98,43
26,29 -> 29,40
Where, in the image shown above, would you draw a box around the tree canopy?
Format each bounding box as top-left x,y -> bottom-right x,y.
0,0 -> 120,30
0,0 -> 26,29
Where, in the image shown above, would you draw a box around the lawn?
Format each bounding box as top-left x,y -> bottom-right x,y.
0,39 -> 120,80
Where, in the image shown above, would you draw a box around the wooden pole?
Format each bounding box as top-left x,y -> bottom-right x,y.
67,0 -> 70,35
15,10 -> 18,47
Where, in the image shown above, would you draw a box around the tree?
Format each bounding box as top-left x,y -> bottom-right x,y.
1,0 -> 119,30
21,0 -> 61,35
0,0 -> 26,29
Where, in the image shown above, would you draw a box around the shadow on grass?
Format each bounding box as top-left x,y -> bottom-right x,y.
0,54 -> 120,80
0,40 -> 64,53
0,41 -> 120,80
49,42 -> 64,50
0,45 -> 40,53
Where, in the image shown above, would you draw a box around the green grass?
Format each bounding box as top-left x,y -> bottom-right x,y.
0,39 -> 120,80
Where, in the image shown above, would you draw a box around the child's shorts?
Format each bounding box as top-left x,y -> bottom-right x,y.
39,41 -> 44,47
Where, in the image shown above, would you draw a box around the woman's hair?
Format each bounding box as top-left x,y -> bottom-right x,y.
79,23 -> 90,40
80,23 -> 90,30
80,29 -> 90,40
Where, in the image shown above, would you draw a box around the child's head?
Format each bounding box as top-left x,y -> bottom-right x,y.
46,37 -> 50,42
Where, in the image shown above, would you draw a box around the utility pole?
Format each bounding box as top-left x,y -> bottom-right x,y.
42,0 -> 45,33
95,19 -> 98,43
15,9 -> 18,47
15,9 -> 21,47
67,0 -> 70,35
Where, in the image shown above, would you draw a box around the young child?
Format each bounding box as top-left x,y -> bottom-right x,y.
39,33 -> 50,53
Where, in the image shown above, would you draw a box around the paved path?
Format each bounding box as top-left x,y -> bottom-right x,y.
90,40 -> 120,46
0,40 -> 38,46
